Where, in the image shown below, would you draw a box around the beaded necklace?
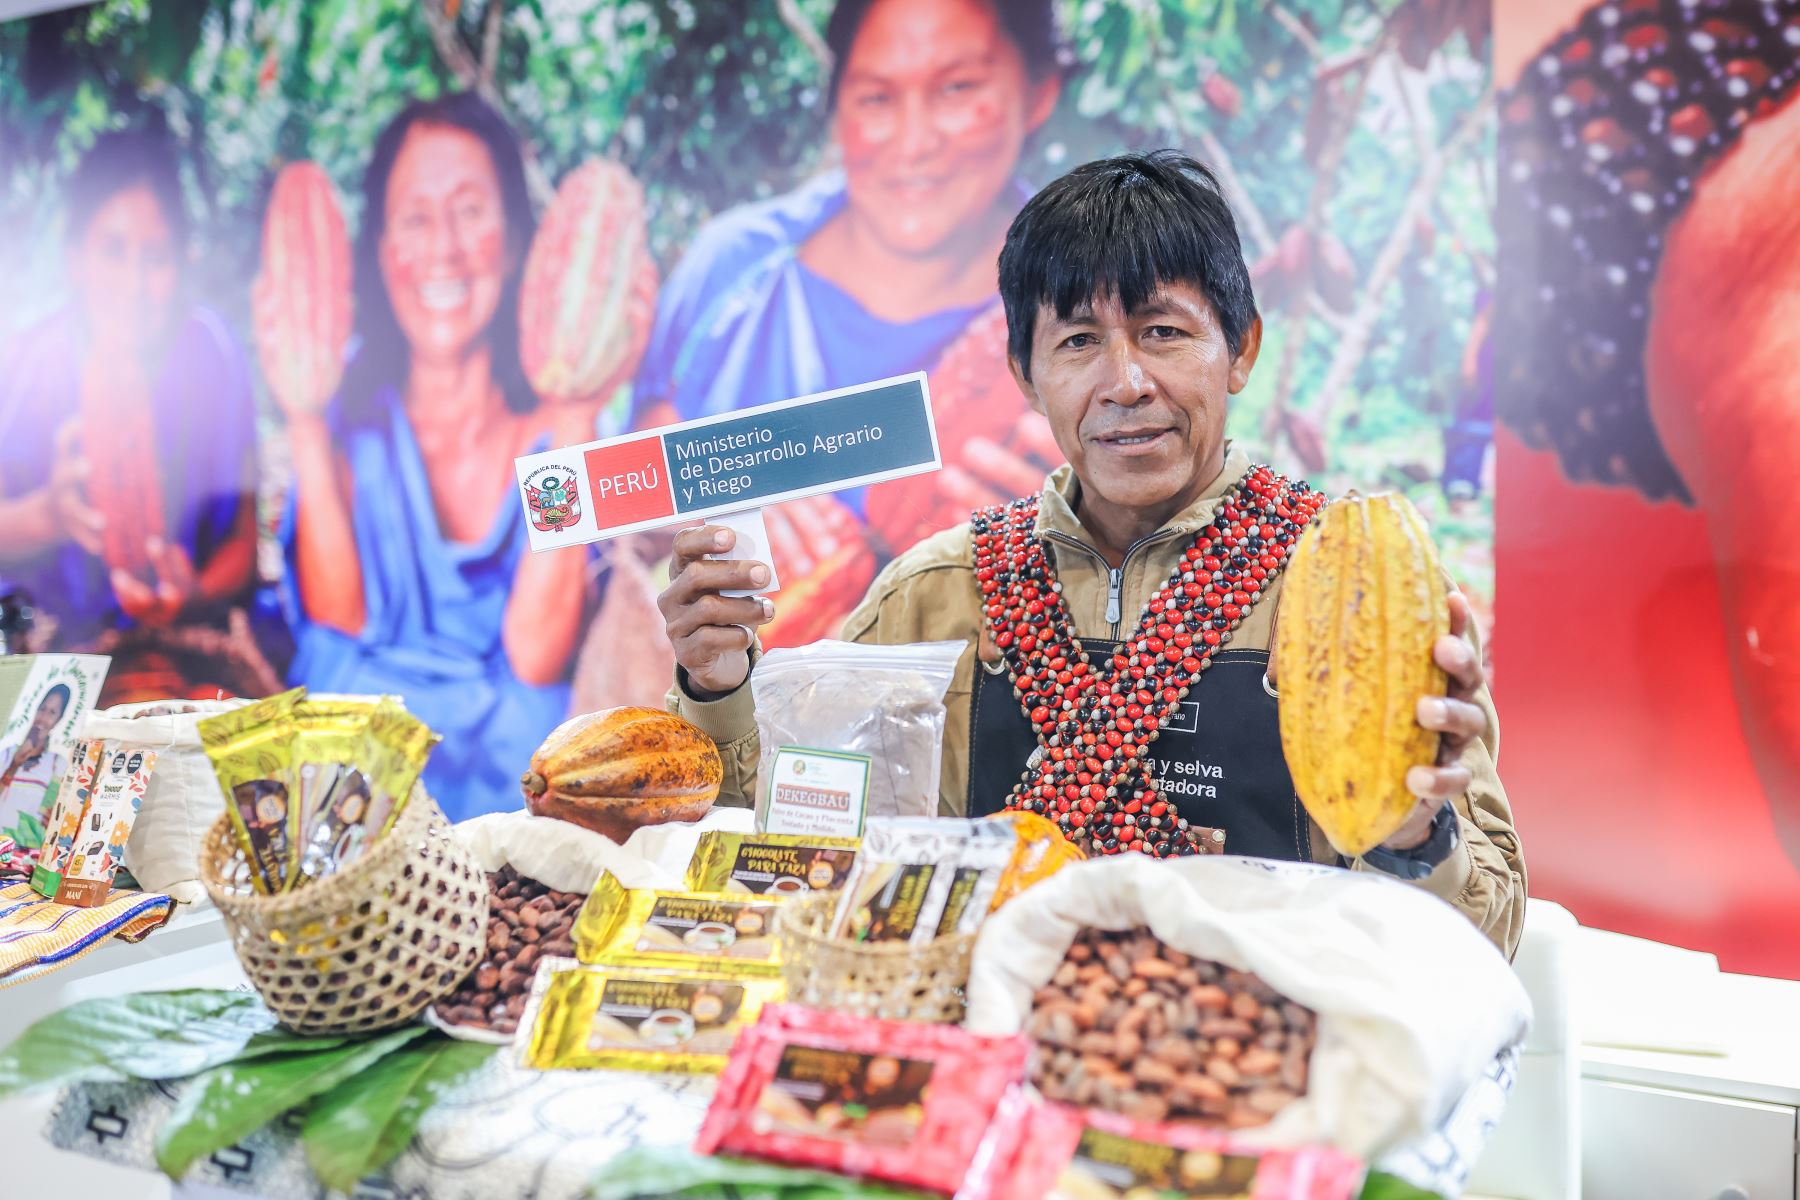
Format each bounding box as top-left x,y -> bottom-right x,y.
971,464 -> 1326,856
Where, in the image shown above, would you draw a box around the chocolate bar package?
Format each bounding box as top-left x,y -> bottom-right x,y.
574,871 -> 788,976
685,831 -> 860,896
519,957 -> 783,1073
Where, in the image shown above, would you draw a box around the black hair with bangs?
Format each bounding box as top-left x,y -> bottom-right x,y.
998,150 -> 1257,380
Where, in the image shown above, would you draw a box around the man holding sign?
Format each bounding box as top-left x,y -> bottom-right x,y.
656,151 -> 1525,956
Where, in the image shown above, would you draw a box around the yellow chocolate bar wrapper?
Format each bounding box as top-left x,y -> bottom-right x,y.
199,688 -> 306,894
519,957 -> 783,1073
357,700 -> 440,840
574,871 -> 787,976
684,831 -> 860,895
985,810 -> 1086,912
287,698 -> 380,891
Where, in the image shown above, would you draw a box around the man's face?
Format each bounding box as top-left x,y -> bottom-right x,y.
1010,280 -> 1259,519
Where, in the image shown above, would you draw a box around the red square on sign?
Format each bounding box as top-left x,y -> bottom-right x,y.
585,438 -> 674,530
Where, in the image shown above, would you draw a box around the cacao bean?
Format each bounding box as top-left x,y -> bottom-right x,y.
1199,1017 -> 1256,1039
1205,1057 -> 1242,1088
1132,957 -> 1179,980
1189,984 -> 1230,1011
1238,1047 -> 1282,1077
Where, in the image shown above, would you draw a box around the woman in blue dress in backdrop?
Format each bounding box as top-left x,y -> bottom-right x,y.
271,94 -> 594,821
631,0 -> 1068,642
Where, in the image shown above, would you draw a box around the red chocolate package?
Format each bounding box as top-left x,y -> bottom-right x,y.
958,1087 -> 1365,1200
694,1004 -> 1032,1195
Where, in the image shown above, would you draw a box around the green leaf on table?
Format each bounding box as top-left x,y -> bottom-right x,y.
591,1146 -> 934,1200
154,1024 -> 428,1180
0,989 -> 296,1098
1357,1170 -> 1448,1200
301,1036 -> 497,1191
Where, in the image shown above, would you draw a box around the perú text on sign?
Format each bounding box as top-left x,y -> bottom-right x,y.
514,372 -> 940,551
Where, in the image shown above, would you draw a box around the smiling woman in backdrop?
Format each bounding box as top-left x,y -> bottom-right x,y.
632,0 -> 1069,643
273,93 -> 594,821
0,127 -> 259,650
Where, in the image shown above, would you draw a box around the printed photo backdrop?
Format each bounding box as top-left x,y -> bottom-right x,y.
1495,0 -> 1800,976
0,0 -> 1494,822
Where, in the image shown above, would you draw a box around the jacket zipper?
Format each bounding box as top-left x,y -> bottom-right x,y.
1043,529 -> 1190,640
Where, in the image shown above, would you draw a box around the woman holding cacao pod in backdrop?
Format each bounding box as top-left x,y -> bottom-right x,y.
271,93 -> 594,822
1497,0 -> 1800,876
0,127 -> 260,654
631,0 -> 1068,645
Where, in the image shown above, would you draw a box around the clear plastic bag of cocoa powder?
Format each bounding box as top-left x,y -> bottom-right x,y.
750,640 -> 965,829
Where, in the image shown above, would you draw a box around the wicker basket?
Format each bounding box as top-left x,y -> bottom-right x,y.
198,788 -> 487,1033
774,890 -> 976,1024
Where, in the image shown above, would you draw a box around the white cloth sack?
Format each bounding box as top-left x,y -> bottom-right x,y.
81,698 -> 250,904
453,805 -> 758,894
964,855 -> 1531,1158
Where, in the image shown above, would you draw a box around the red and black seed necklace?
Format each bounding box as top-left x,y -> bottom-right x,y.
971,464 -> 1325,856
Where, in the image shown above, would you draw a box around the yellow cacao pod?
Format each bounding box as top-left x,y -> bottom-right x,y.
521,707 -> 722,842
1274,492 -> 1450,857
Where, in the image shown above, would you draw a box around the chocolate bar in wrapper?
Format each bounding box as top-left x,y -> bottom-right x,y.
519,957 -> 783,1073
829,818 -> 1013,946
200,688 -> 305,894
684,831 -> 860,895
573,871 -> 787,976
30,739 -> 104,898
288,697 -> 378,890
54,746 -> 158,907
349,700 -> 439,857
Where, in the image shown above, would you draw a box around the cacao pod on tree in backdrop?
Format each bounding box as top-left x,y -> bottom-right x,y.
79,365 -> 166,581
1274,493 -> 1450,856
569,536 -> 677,715
758,539 -> 878,649
518,159 -> 659,407
521,706 -> 722,842
1203,73 -> 1243,118
1312,233 -> 1358,313
252,162 -> 353,416
867,304 -> 1059,555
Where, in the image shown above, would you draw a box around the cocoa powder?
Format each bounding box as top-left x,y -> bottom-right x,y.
1026,926 -> 1316,1131
432,865 -> 583,1037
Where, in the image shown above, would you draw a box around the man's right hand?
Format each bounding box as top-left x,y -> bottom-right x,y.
658,525 -> 778,696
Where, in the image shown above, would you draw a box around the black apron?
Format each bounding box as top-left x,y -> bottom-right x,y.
967,644 -> 1313,863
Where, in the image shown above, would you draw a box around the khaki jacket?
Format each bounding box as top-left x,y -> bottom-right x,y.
672,447 -> 1526,956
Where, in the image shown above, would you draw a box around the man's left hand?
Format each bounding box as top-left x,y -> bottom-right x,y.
1382,591 -> 1488,851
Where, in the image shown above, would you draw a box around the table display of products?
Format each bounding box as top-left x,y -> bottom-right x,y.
0,582 -> 1529,1200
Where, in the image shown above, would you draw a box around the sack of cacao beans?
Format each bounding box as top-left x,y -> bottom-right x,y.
963,856 -> 1529,1159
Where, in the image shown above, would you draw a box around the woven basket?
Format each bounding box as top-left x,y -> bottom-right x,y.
199,788 -> 487,1033
774,890 -> 976,1024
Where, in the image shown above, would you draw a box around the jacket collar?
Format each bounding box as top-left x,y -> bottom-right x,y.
1034,442 -> 1255,549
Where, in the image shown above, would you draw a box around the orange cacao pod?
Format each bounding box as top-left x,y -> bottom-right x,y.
518,159 -> 659,406
521,706 -> 721,842
82,373 -> 166,579
866,306 -> 1033,554
759,541 -> 877,649
1274,493 -> 1449,856
253,162 -> 352,415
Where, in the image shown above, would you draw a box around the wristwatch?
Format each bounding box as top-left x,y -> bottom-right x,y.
1361,802 -> 1459,880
